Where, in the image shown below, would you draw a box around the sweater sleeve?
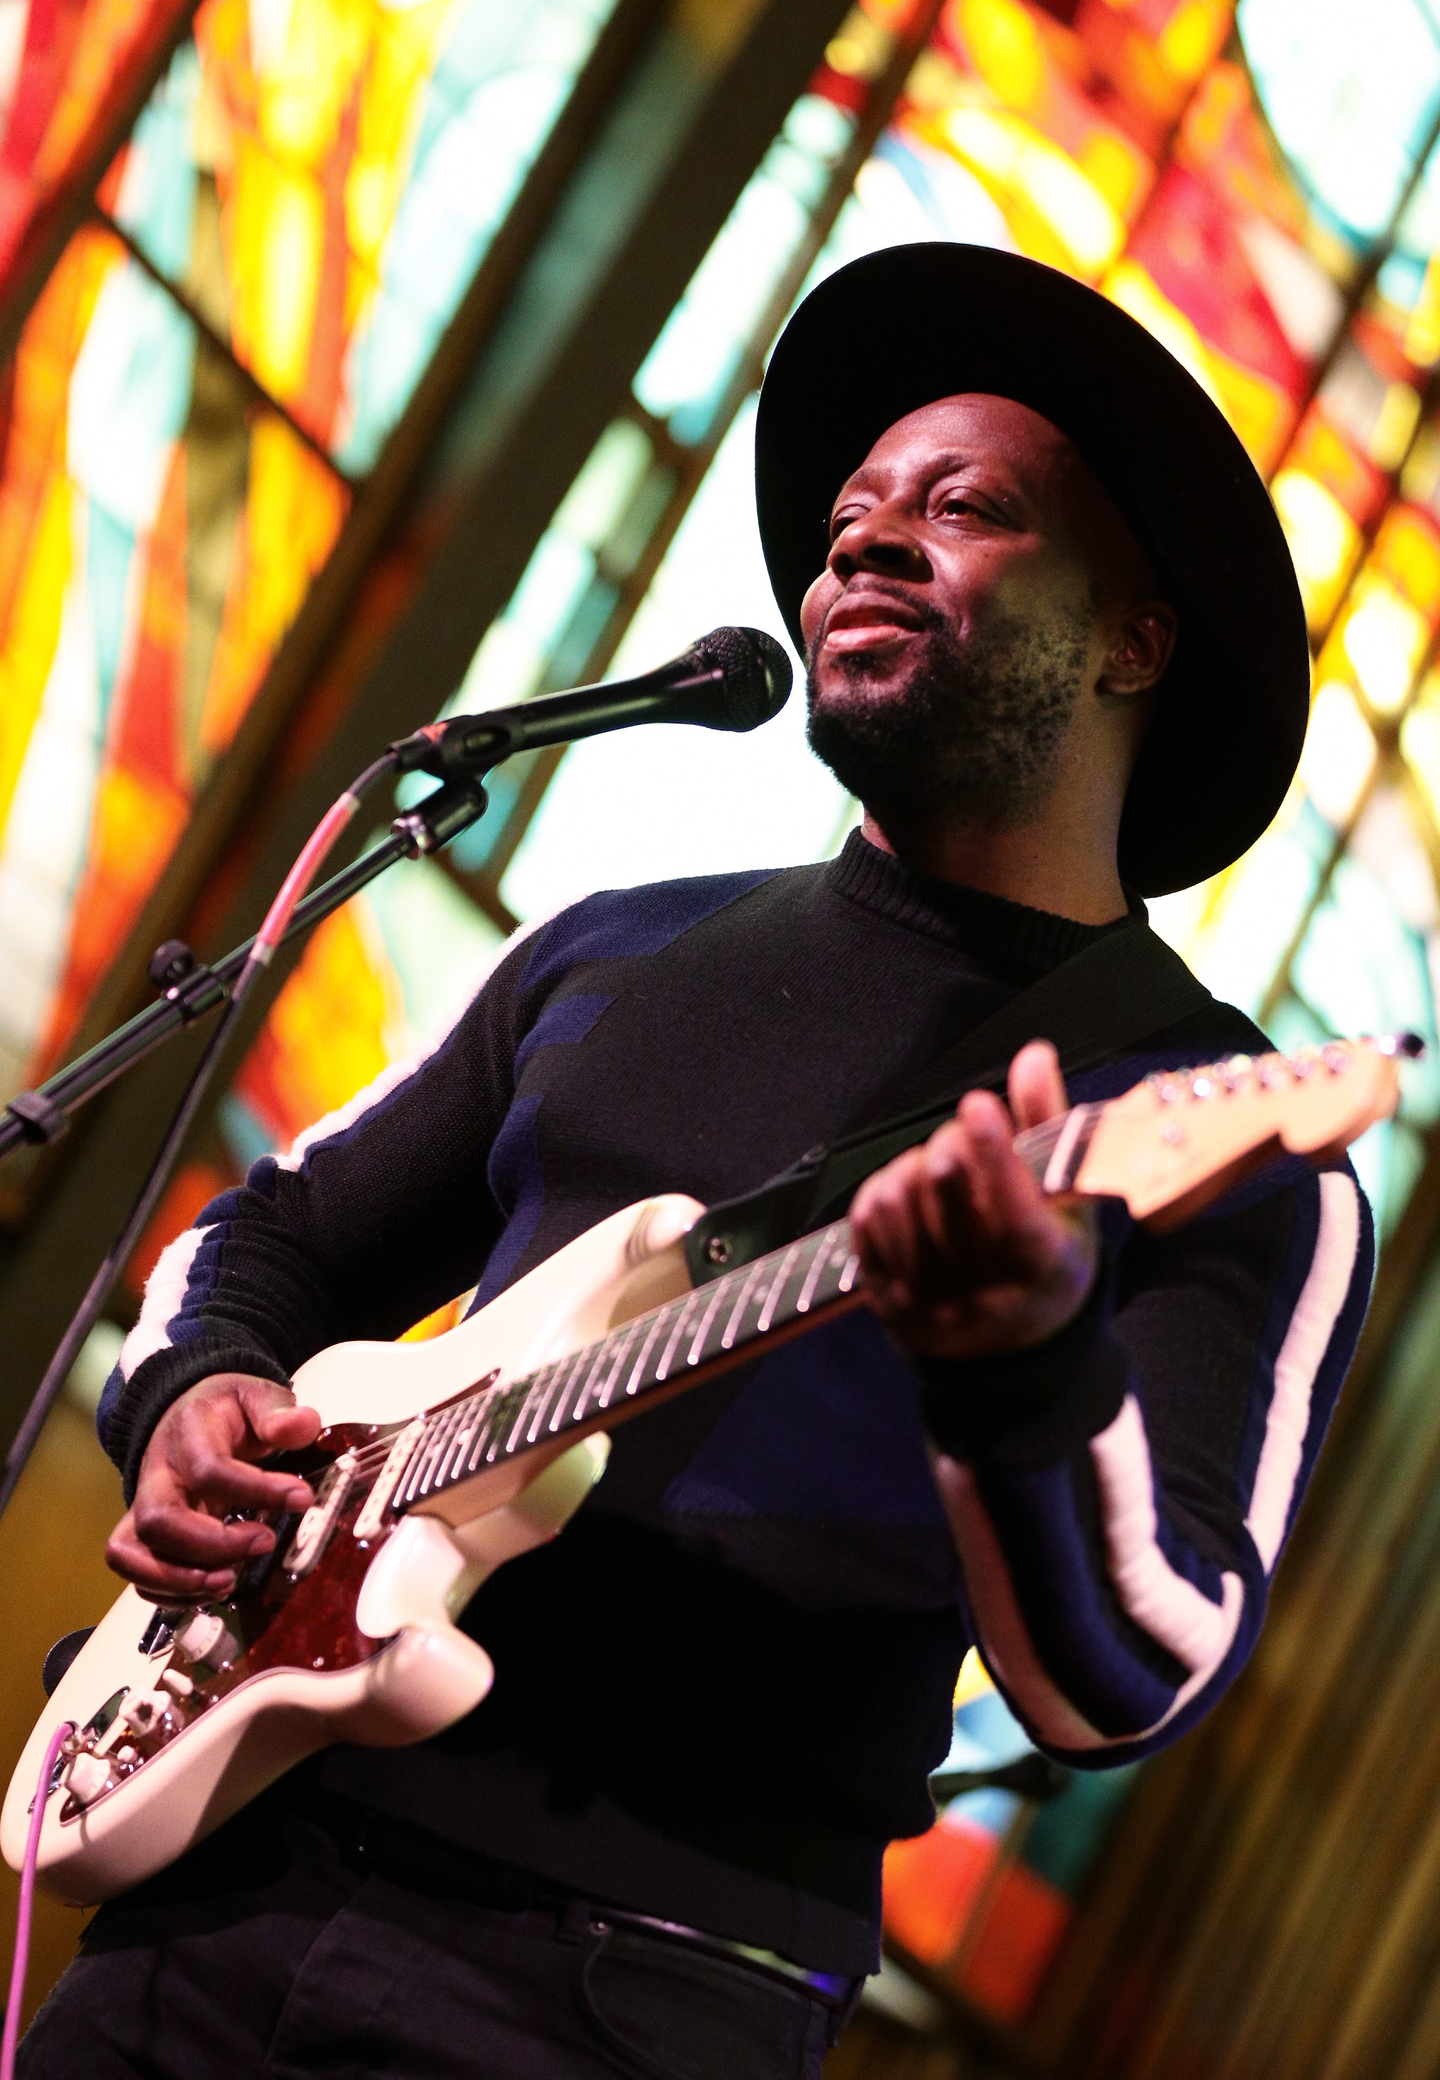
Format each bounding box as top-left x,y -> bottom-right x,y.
919,1157 -> 1374,1765
97,927 -> 541,1500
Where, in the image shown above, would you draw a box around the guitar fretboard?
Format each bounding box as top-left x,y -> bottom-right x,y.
383,1105 -> 1094,1519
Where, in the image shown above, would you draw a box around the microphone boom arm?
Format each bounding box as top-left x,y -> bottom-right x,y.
395,661 -> 728,778
0,782 -> 493,1168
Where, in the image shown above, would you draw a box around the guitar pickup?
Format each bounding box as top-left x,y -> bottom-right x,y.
353,1419 -> 425,1542
283,1453 -> 357,1579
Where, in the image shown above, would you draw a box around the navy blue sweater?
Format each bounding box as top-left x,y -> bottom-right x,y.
99,833 -> 1373,1972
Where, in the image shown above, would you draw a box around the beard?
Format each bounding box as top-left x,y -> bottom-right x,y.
805,596 -> 1093,838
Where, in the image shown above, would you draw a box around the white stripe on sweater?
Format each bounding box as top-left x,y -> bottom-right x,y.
118,1225 -> 209,1378
1246,1169 -> 1361,1572
935,1456 -> 1245,1751
1090,1395 -> 1243,1674
933,1458 -> 1112,1751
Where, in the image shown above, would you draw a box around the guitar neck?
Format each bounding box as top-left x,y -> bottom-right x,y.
386,1108 -> 1091,1517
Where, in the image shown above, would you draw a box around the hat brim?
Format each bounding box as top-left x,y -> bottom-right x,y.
755,243 -> 1310,896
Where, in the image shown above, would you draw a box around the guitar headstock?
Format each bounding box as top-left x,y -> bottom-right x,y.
1073,1034 -> 1421,1229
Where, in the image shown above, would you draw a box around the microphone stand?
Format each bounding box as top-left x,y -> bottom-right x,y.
0,775 -> 488,1520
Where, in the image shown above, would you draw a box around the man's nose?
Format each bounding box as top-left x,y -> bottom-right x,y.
827,506 -> 929,583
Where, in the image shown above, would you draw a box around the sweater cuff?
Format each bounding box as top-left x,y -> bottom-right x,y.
917,1266 -> 1128,1468
104,1342 -> 293,1504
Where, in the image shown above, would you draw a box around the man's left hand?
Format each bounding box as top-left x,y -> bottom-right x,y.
849,1039 -> 1099,1359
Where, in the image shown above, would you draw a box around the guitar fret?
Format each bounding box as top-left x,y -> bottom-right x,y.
400,1419 -> 437,1502
383,1214 -> 890,1523
548,1344 -> 596,1433
524,1359 -> 566,1445
653,1292 -> 703,1384
438,1401 -> 485,1485
439,1395 -> 481,1476
394,1426 -> 427,1506
402,1412 -> 451,1502
486,1380 -> 533,1462
720,1260 -> 768,1350
619,1307 -> 672,1402
685,1271 -> 736,1368
756,1243 -> 803,1334
577,1318 -> 641,1419
528,1357 -> 572,1444
392,1437 -> 423,1509
506,1370 -> 552,1455
426,1401 -> 473,1491
467,1380 -> 509,1472
793,1230 -> 833,1314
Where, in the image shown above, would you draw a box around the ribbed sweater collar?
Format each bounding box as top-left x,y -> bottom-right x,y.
825,828 -> 1142,976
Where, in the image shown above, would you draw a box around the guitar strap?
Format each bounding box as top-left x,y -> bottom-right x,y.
682,918 -> 1214,1283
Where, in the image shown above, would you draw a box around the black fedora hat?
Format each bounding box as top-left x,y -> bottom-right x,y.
755,242 -> 1310,896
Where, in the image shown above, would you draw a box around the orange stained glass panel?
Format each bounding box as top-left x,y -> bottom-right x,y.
0,0 -> 194,291
882,1815 -> 999,1965
948,1859 -> 1073,2024
1178,59 -> 1307,235
0,201 -> 349,1094
121,1154 -> 229,1298
109,0 -> 620,470
1371,503 -> 1440,621
233,896 -> 403,1152
1286,409 -> 1393,531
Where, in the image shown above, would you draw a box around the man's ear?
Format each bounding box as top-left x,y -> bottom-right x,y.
1098,601 -> 1177,699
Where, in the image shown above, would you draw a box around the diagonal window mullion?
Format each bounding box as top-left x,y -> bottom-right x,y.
92,203 -> 359,492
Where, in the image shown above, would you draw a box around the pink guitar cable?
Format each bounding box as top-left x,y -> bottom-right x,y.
2,1721 -> 74,2080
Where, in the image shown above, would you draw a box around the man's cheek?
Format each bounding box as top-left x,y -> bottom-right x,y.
799,574 -> 833,651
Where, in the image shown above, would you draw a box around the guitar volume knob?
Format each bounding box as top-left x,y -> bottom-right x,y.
174,1610 -> 240,1668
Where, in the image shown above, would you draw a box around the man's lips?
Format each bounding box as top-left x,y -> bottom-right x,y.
820,593 -> 926,653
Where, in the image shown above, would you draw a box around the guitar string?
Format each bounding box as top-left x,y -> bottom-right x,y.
317,1220 -> 852,1500
279,1110 -> 1075,1521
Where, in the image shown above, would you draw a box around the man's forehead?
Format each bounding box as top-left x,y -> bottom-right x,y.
841,393 -> 1076,493
853,391 -> 1065,470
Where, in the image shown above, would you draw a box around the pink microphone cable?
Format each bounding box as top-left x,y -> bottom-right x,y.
2,1720 -> 74,2080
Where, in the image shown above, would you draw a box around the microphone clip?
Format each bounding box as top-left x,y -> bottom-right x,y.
389,719 -> 509,780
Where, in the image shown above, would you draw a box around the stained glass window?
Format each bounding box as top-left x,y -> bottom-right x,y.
52,0 -> 1440,2041
0,0 -> 618,1106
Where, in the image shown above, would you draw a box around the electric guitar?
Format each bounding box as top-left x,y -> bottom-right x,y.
2,1035 -> 1415,1904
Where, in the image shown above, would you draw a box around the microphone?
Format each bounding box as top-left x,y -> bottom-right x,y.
391,626 -> 792,779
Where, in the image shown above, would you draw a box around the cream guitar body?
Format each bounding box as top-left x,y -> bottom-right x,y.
1,1192 -> 702,1905
3,1033 -> 1415,1906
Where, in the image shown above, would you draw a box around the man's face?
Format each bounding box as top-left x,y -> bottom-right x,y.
801,394 -> 1147,837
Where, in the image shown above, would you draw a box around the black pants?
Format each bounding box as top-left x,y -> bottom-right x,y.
18,1799 -> 852,2079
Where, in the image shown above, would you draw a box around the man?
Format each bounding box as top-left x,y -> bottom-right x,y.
23,245 -> 1369,2078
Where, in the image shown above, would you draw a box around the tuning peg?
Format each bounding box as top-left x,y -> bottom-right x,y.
1378,1032 -> 1427,1059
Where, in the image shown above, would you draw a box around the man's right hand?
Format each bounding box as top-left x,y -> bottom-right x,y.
106,1375 -> 321,1602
